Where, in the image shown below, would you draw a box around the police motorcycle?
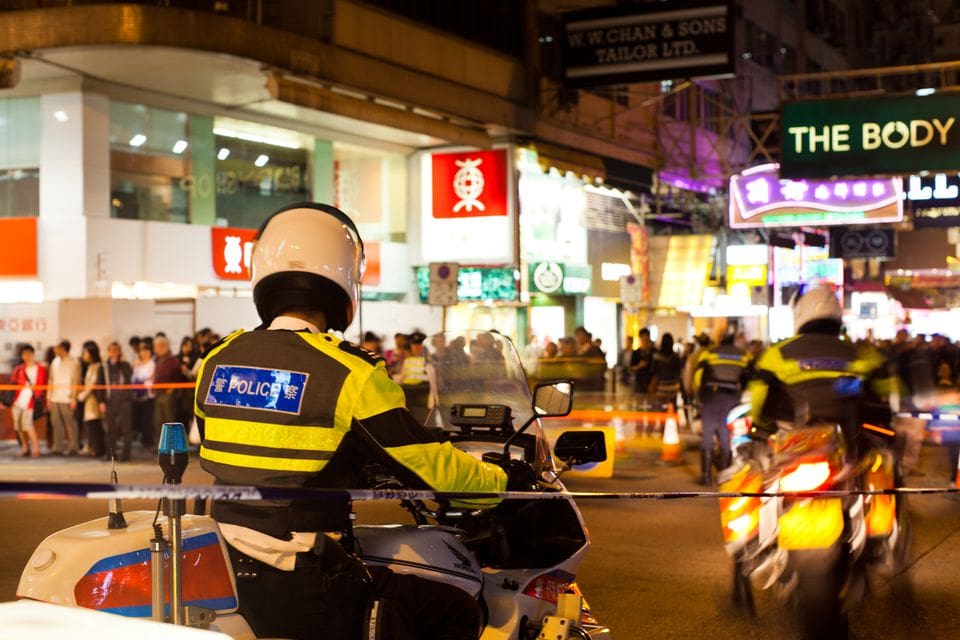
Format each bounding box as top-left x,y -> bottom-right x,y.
18,331 -> 611,640
717,403 -> 908,638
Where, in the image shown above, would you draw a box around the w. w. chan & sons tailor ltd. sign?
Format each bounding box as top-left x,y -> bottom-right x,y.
562,0 -> 734,86
781,94 -> 960,179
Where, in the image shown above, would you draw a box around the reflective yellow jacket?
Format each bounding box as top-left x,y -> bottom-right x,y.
749,332 -> 891,436
195,327 -> 506,538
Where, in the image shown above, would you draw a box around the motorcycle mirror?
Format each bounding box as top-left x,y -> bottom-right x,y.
553,430 -> 607,467
532,380 -> 574,418
502,379 -> 575,461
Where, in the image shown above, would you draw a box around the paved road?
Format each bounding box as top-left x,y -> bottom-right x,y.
0,439 -> 958,638
566,442 -> 960,639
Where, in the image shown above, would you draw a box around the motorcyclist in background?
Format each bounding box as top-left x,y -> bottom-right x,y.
194,203 -> 513,640
692,333 -> 751,485
749,285 -> 893,453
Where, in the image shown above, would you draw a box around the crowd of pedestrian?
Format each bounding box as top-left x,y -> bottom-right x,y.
520,326 -> 608,390
869,329 -> 960,484
1,328 -> 221,461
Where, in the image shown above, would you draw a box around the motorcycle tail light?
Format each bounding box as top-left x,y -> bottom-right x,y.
522,573 -> 597,626
522,570 -> 574,604
719,464 -> 762,544
864,450 -> 897,538
780,459 -> 832,493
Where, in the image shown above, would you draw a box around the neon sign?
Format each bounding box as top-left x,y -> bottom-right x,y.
729,163 -> 903,229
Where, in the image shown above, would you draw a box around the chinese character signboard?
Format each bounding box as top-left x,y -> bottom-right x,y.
0,301 -> 58,372
211,227 -> 257,280
432,150 -> 509,219
781,94 -> 960,178
729,163 -> 903,229
562,0 -> 734,87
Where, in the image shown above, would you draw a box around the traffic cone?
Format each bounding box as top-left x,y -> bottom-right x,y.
612,416 -> 627,454
954,446 -> 960,488
661,408 -> 682,464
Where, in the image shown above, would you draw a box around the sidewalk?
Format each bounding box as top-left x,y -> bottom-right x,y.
0,438 -> 211,484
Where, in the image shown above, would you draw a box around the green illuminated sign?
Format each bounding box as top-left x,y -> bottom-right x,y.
415,267 -> 518,303
781,94 -> 960,178
528,262 -> 593,295
761,211 -> 867,225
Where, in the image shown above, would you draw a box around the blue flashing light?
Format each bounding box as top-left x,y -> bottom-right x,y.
158,422 -> 189,455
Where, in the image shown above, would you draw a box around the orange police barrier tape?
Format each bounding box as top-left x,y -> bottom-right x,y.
563,409 -> 675,423
0,382 -> 195,391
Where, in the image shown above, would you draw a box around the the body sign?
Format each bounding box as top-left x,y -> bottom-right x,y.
781,94 -> 960,178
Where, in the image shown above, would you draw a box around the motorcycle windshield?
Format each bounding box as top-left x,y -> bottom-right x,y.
422,331 -> 550,467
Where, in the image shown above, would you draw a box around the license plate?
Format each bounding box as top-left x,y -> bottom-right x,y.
778,498 -> 844,550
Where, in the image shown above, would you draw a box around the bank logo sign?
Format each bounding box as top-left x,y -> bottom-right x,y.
431,149 -> 508,219
562,0 -> 734,86
729,163 -> 903,229
781,94 -> 960,178
211,227 -> 257,281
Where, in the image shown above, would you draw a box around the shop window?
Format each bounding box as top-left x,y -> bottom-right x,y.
109,101 -> 191,222
0,97 -> 40,217
0,97 -> 40,169
334,143 -> 406,242
213,131 -> 310,229
0,169 -> 39,217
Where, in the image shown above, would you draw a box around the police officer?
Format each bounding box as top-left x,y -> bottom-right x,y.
195,203 -> 511,640
749,285 -> 891,449
692,333 -> 750,485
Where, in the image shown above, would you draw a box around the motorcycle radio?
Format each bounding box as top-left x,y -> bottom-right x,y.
449,403 -> 512,434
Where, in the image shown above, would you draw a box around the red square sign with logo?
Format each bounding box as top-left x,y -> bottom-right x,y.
431,149 -> 509,219
211,227 -> 258,280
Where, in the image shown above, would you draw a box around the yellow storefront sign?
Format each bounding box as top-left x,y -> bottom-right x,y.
727,264 -> 768,287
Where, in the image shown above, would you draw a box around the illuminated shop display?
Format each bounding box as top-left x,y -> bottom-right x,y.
416,266 -> 518,303
803,258 -> 844,289
657,235 -> 714,308
729,163 -> 903,228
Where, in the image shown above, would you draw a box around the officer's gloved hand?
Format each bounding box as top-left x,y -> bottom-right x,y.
498,458 -> 538,492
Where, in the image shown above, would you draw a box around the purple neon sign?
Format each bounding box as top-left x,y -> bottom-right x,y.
729,163 -> 903,229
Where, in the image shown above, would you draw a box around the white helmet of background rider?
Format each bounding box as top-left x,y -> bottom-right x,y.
250,203 -> 365,332
791,284 -> 842,333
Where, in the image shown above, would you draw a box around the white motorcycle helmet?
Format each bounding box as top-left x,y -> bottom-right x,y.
792,284 -> 842,333
250,202 -> 365,331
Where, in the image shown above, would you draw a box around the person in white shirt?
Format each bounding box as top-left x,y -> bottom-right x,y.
131,343 -> 156,449
47,340 -> 81,456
